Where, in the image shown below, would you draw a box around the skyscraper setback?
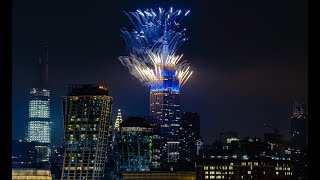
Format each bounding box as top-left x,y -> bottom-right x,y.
25,45 -> 51,166
61,84 -> 113,180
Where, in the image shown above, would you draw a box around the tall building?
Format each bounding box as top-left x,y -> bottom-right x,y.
114,117 -> 154,178
291,101 -> 308,151
26,88 -> 51,143
180,112 -> 201,169
290,101 -> 308,179
149,66 -> 181,163
118,8 -> 193,165
61,84 -> 113,180
114,109 -> 123,132
26,46 -> 51,167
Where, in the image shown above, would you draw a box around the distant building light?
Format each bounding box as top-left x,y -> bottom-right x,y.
227,138 -> 239,143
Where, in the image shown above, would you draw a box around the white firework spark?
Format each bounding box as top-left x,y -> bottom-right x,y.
119,7 -> 193,90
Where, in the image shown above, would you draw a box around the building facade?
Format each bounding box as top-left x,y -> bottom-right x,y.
26,88 -> 51,167
122,171 -> 196,180
145,116 -> 162,170
196,158 -> 293,180
197,137 -> 294,180
61,84 -> 113,180
114,117 -> 153,178
12,169 -> 53,180
180,112 -> 201,169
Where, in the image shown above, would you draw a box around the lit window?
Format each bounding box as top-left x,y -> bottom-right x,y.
276,172 -> 279,175
248,171 -> 251,174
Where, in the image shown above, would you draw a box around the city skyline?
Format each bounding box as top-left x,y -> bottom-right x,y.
12,0 -> 307,145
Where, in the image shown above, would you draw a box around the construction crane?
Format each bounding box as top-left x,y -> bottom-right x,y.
264,123 -> 280,135
263,123 -> 282,152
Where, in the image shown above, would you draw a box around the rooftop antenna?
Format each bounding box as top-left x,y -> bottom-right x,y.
39,44 -> 49,88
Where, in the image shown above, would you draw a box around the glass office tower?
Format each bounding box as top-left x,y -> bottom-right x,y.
61,84 -> 113,180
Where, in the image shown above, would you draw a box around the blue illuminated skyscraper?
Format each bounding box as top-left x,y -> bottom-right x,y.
119,7 -> 193,164
150,71 -> 181,163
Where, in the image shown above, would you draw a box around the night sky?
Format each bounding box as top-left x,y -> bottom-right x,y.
12,0 -> 307,146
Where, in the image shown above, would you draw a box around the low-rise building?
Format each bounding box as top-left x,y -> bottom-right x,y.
12,169 -> 52,180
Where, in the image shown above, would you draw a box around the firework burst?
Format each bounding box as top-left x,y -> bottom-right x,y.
119,7 -> 193,90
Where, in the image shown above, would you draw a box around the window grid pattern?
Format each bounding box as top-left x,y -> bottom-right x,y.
198,162 -> 293,179
27,88 -> 51,144
26,121 -> 51,143
150,90 -> 181,163
61,95 -> 112,180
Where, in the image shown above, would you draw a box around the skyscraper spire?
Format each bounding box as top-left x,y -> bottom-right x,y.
45,44 -> 48,84
114,109 -> 123,132
39,44 -> 49,88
